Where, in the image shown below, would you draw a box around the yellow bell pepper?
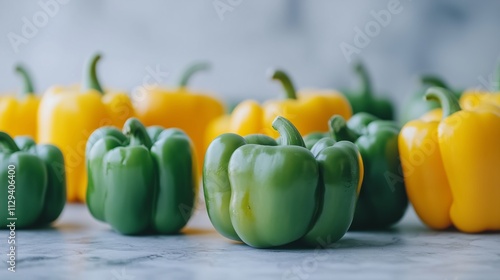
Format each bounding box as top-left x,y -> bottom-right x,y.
133,62 -> 224,173
229,100 -> 265,135
203,100 -> 262,147
226,69 -> 352,138
204,114 -> 231,151
419,108 -> 442,122
460,89 -> 500,110
0,65 -> 39,139
37,54 -> 135,202
428,90 -> 500,123
460,66 -> 500,110
399,87 -> 500,232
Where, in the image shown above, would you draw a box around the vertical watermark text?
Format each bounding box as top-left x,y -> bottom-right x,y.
6,164 -> 17,273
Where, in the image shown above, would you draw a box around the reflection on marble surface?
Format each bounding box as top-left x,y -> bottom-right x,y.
1,203 -> 499,280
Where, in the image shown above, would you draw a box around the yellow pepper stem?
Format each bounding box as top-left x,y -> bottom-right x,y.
0,131 -> 20,152
123,118 -> 152,149
272,116 -> 305,147
329,115 -> 358,142
424,87 -> 461,119
178,62 -> 211,88
83,53 -> 104,94
15,64 -> 35,96
269,69 -> 297,100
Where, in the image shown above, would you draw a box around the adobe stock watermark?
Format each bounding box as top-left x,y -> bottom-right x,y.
7,0 -> 71,54
281,236 -> 340,280
340,0 -> 405,63
385,111 -> 473,189
212,0 -> 243,21
6,164 -> 17,273
130,65 -> 170,103
474,58 -> 500,92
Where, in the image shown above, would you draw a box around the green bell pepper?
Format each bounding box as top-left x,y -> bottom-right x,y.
0,132 -> 66,228
305,113 -> 407,229
342,62 -> 394,120
203,116 -> 363,248
86,118 -> 198,235
399,75 -> 462,125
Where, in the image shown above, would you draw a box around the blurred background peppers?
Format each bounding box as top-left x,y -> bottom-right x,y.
305,113 -> 407,229
0,65 -> 39,139
341,62 -> 394,120
203,116 -> 362,248
399,75 -> 461,125
225,69 -> 352,138
399,87 -> 500,232
86,118 -> 197,235
0,132 -> 66,228
133,62 -> 225,174
37,53 -> 135,202
415,63 -> 500,122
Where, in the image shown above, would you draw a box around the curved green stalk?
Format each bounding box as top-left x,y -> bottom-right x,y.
15,64 -> 35,95
354,61 -> 372,98
272,116 -> 305,147
270,69 -> 297,100
84,53 -> 104,94
179,62 -> 211,88
424,87 -> 461,119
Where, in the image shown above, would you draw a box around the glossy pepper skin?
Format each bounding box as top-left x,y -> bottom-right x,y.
228,69 -> 352,138
203,116 -> 363,248
399,87 -> 500,232
86,118 -> 198,235
341,62 -> 393,120
0,132 -> 66,228
37,54 -> 135,202
306,113 -> 407,229
400,76 -> 461,125
0,65 -> 39,139
133,62 -> 225,174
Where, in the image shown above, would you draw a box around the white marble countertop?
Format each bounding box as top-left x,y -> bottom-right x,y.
1,202 -> 499,280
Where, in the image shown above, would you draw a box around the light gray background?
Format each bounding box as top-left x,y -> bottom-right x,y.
1,0 -> 500,115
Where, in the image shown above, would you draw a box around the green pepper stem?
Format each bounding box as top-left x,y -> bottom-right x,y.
354,61 -> 372,98
179,62 -> 211,88
123,118 -> 152,150
272,116 -> 305,147
424,87 -> 461,119
0,132 -> 20,152
83,53 -> 104,94
329,115 -> 358,142
15,64 -> 35,96
420,75 -> 449,89
270,69 -> 297,100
